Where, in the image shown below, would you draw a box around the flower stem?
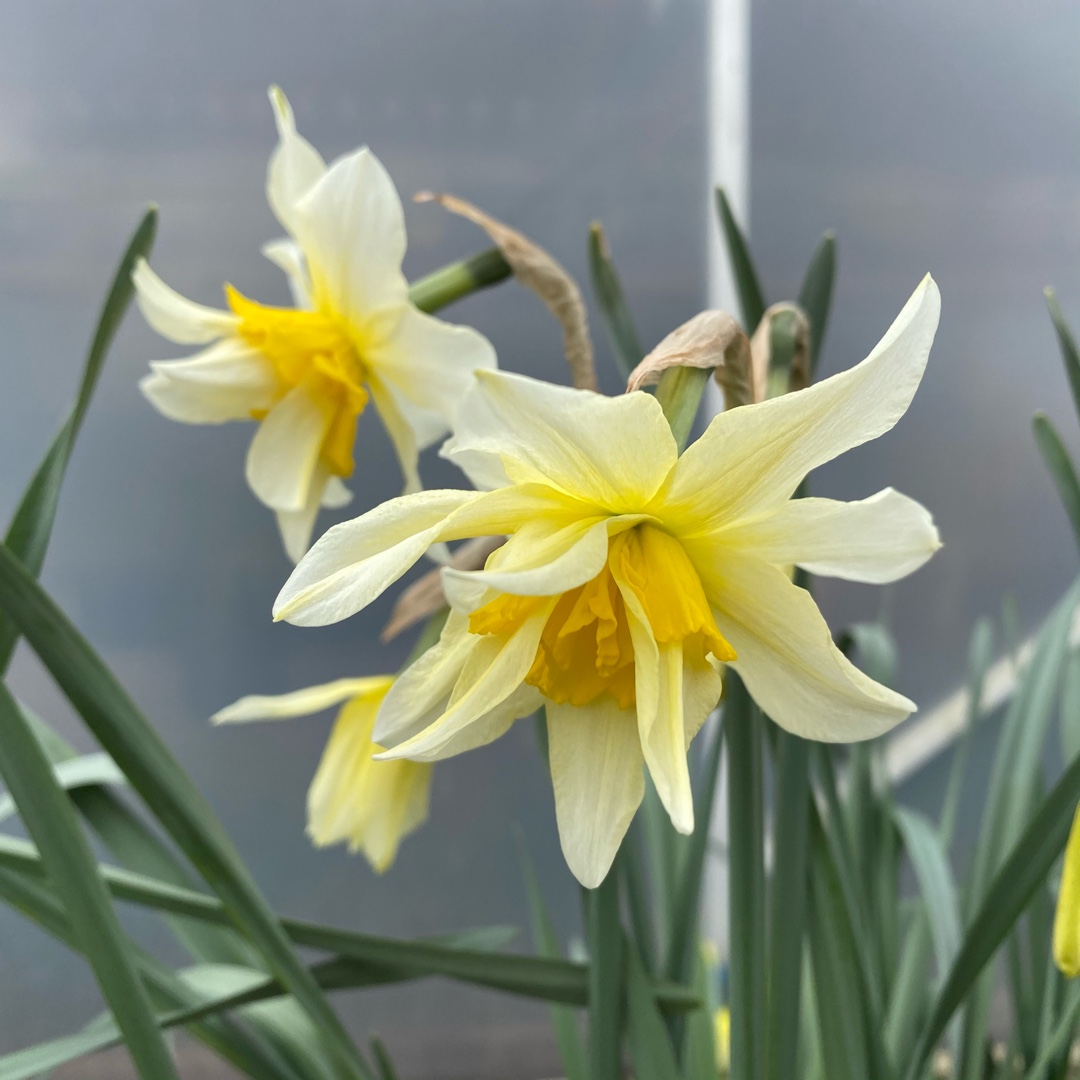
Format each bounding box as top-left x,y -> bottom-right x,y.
655,366 -> 712,452
408,247 -> 513,314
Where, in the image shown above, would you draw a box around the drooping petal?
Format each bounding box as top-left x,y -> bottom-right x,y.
441,370 -> 678,510
275,465 -> 332,564
719,488 -> 941,584
291,147 -> 409,324
245,383 -> 332,514
366,375 -> 426,495
212,676 -> 394,724
1053,803 -> 1080,977
262,238 -> 313,309
266,86 -> 327,239
132,258 -> 238,345
366,304 -> 497,424
141,339 -> 280,424
321,476 -> 353,510
664,275 -> 940,532
699,547 -> 915,741
546,698 -> 645,888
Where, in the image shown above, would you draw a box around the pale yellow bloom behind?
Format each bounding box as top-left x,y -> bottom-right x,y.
274,276 -> 941,887
213,676 -> 432,872
135,86 -> 496,561
1053,803 -> 1080,976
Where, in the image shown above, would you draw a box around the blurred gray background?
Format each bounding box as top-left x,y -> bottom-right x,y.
0,0 -> 1079,1076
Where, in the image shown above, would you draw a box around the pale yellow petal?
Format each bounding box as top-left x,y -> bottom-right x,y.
132,258 -> 238,345
275,465 -> 331,564
1054,803 -> 1080,977
720,488 -> 940,584
699,547 -> 915,741
212,676 -> 394,724
547,698 -> 645,888
291,147 -> 409,323
141,339 -> 279,424
245,383 -> 332,514
321,476 -> 353,510
261,237 -> 313,309
367,375 -> 425,495
266,86 -> 326,238
664,275 -> 940,532
441,370 -> 678,510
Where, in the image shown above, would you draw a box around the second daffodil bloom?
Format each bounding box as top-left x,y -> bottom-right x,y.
213,677 -> 432,872
1053,803 -> 1080,977
134,87 -> 496,561
274,276 -> 942,887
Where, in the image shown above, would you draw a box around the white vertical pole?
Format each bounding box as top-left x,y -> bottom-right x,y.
701,0 -> 751,957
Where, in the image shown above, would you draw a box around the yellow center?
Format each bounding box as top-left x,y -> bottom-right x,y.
227,285 -> 369,479
469,523 -> 736,708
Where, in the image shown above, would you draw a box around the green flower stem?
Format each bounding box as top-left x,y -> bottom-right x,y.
655,366 -> 712,452
408,247 -> 512,314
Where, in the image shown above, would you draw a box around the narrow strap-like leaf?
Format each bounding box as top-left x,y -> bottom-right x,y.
588,865 -> 626,1080
1045,287 -> 1080,432
587,222 -> 645,379
796,231 -> 836,376
625,939 -> 683,1080
1033,412 -> 1080,554
715,188 -> 766,332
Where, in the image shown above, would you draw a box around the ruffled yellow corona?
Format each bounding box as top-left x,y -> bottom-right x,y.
274,276 -> 942,886
134,87 -> 495,561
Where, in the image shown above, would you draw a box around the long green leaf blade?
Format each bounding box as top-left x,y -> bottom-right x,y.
796,231 -> 837,375
0,682 -> 178,1079
625,940 -> 682,1080
587,223 -> 645,379
715,188 -> 766,331
588,865 -> 625,1080
1033,412 -> 1080,554
1045,287 -> 1080,431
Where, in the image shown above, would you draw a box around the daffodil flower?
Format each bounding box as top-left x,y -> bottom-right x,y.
273,276 -> 941,886
134,87 -> 496,561
1053,803 -> 1080,976
213,676 -> 432,872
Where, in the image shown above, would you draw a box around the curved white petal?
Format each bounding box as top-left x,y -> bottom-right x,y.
665,275 -> 940,532
262,237 -> 313,309
367,376 -> 424,495
701,548 -> 915,741
547,699 -> 645,889
245,383 -> 332,514
376,602 -> 552,762
133,258 -> 238,345
266,86 -> 326,238
141,339 -> 279,424
721,488 -> 941,584
366,305 -> 497,424
212,676 -> 393,724
291,147 -> 409,323
441,370 -> 678,510
275,465 -> 332,564
321,476 -> 353,510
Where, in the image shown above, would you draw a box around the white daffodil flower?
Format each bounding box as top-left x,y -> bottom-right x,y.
273,276 -> 941,887
134,86 -> 496,561
213,676 -> 432,872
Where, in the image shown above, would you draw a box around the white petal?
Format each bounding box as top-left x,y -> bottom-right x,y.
367,376 -> 424,494
366,305 -> 497,425
245,384 -> 332,514
266,86 -> 326,238
547,699 -> 645,889
212,676 -> 393,724
721,488 -> 941,584
665,275 -> 941,531
262,237 -> 313,309
702,548 -> 915,741
321,476 -> 353,510
141,339 -> 279,424
441,370 -> 678,510
291,147 -> 409,322
275,465 -> 332,564
132,258 -> 238,345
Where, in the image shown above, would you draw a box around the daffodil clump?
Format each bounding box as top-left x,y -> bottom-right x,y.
274,277 -> 941,885
135,88 -> 495,561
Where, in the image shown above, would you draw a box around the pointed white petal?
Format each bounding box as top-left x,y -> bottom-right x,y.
367,376 -> 425,495
721,488 -> 941,584
262,237 -> 313,309
441,370 -> 678,510
132,258 -> 238,345
702,548 -> 915,741
291,147 -> 409,322
245,384 -> 332,514
141,339 -> 279,424
212,676 -> 394,724
665,276 -> 941,531
275,465 -> 332,564
266,86 -> 326,237
547,699 -> 645,888
321,476 -> 353,510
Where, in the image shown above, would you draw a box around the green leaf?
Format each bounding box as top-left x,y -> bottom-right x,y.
588,865 -> 625,1080
0,208 -> 157,673
682,951 -> 719,1080
0,750 -> 123,823
516,830 -> 588,1080
764,728 -> 810,1080
407,247 -> 512,314
882,905 -> 933,1070
905,737 -> 1080,1080
0,545 -> 370,1080
1033,412 -> 1080,554
725,674 -> 765,1080
1024,980 -> 1080,1080
0,682 -> 178,1080
369,1036 -> 401,1080
625,940 -> 682,1080
797,231 -> 837,375
620,824 -> 658,974
587,222 -> 645,379
1062,650 -> 1080,767
1045,287 -> 1080,430
714,188 -> 766,331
